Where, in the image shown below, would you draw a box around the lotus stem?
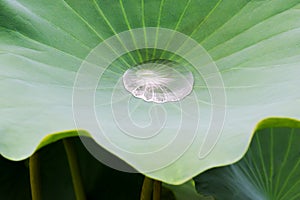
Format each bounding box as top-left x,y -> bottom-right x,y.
140,176 -> 154,200
63,138 -> 86,200
29,151 -> 42,200
153,180 -> 162,200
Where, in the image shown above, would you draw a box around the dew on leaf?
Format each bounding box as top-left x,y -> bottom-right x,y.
122,60 -> 194,103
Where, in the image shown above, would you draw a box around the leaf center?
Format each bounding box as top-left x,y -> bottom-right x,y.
122,60 -> 194,103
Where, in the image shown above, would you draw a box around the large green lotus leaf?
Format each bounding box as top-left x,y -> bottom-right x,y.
1,0 -> 300,184
194,124 -> 300,199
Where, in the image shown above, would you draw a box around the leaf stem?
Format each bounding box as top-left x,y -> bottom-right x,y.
29,151 -> 42,200
140,176 -> 154,200
153,180 -> 162,200
63,138 -> 86,200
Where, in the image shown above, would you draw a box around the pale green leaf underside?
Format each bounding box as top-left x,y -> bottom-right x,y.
0,0 -> 300,184
164,180 -> 213,200
195,125 -> 300,200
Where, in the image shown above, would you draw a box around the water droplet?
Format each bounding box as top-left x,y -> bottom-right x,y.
122,60 -> 194,103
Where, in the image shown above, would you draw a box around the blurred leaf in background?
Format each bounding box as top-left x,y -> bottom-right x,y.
195,126 -> 300,200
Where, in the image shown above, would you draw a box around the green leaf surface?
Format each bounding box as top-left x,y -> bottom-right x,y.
194,125 -> 300,199
1,0 -> 300,184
